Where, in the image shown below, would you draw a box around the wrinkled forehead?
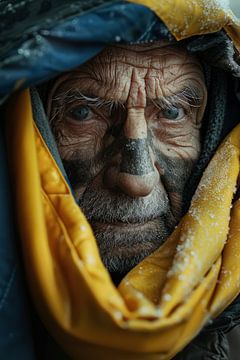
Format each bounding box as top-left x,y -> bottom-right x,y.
67,42 -> 203,75
48,43 -> 205,104
88,43 -> 200,69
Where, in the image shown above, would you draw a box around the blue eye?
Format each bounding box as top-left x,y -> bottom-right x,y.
162,106 -> 184,120
70,106 -> 91,121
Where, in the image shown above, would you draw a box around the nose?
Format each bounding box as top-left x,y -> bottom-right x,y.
104,108 -> 159,197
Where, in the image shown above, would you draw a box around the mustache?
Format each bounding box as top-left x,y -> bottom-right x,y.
78,186 -> 171,224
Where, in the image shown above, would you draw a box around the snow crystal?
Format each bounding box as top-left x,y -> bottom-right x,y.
17,48 -> 30,57
192,143 -> 236,206
163,293 -> 172,302
79,224 -> 87,232
156,307 -> 163,317
138,306 -> 151,316
135,292 -> 144,299
214,0 -> 230,10
222,268 -> 232,275
178,274 -> 186,281
85,255 -> 95,265
113,311 -> 123,320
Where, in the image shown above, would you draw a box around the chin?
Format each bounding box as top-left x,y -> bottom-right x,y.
90,219 -> 171,276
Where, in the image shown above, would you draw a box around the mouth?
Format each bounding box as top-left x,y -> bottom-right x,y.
89,216 -> 172,275
91,218 -> 162,229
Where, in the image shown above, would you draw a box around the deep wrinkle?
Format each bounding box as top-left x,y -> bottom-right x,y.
47,44 -> 207,274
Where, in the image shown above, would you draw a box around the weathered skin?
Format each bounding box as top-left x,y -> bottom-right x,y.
47,44 -> 207,277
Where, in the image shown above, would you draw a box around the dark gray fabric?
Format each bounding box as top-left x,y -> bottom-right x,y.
174,331 -> 229,360
227,327 -> 240,360
207,296 -> 240,333
185,31 -> 240,78
30,87 -> 68,181
184,68 -> 228,205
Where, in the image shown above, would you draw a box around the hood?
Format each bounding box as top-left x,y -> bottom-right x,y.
1,0 -> 240,102
2,1 -> 240,359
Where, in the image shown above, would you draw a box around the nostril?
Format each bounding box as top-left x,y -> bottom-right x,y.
103,136 -> 160,196
103,162 -> 160,197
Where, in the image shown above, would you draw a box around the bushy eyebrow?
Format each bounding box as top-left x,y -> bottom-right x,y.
53,89 -> 124,112
53,86 -> 204,111
151,86 -> 204,109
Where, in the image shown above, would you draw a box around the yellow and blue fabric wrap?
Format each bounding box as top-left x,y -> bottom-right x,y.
6,1 -> 240,359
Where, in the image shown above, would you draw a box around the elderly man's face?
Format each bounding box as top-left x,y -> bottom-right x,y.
47,44 -> 207,276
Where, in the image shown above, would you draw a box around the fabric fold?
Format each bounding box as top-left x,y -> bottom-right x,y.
6,89 -> 240,359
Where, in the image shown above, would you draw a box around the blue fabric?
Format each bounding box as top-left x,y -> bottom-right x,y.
0,2 -> 164,357
0,1 -> 170,102
0,2 -> 165,357
0,2 -> 239,357
0,122 -> 35,359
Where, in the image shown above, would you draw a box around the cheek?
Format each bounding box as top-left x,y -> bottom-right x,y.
150,116 -> 201,160
56,121 -> 107,160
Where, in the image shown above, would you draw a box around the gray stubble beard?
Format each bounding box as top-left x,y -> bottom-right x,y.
92,220 -> 171,274
78,186 -> 178,275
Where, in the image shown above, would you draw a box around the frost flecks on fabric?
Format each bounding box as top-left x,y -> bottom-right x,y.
159,139 -> 239,309
132,0 -> 234,41
210,198 -> 240,316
